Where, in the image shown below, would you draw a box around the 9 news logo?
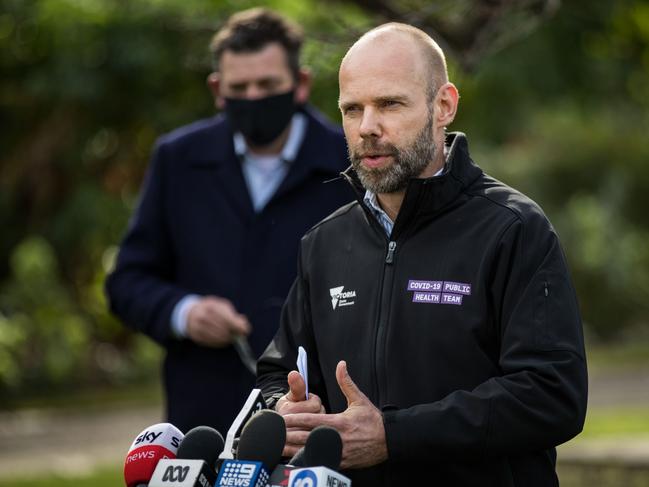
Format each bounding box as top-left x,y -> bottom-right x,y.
217,460 -> 268,487
289,469 -> 317,487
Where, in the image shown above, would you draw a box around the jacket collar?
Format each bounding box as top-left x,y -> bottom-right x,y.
189,105 -> 342,175
187,105 -> 345,221
342,132 -> 483,239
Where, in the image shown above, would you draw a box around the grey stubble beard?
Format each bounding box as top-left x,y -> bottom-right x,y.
349,112 -> 436,194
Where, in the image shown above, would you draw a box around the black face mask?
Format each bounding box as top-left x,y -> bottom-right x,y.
224,91 -> 297,147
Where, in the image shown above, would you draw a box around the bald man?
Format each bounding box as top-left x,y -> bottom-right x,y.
257,23 -> 587,486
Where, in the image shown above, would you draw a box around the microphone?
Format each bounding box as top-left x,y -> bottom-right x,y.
177,425 -> 225,472
288,467 -> 351,487
287,425 -> 349,486
299,425 -> 343,470
123,423 -> 184,487
216,409 -> 286,487
220,388 -> 267,460
268,426 -> 343,487
147,426 -> 224,487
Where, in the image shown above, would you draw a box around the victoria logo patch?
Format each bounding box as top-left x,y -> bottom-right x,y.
329,286 -> 356,309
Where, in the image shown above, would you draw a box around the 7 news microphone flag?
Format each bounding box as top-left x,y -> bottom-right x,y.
220,388 -> 267,460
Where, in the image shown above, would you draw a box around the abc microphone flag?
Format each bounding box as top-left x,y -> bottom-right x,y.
148,425 -> 225,487
148,459 -> 214,487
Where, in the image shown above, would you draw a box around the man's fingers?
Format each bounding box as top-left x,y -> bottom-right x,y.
283,429 -> 313,458
284,412 -> 337,430
229,313 -> 251,335
286,370 -> 307,401
285,429 -> 310,446
202,298 -> 251,335
282,444 -> 301,459
280,392 -> 324,414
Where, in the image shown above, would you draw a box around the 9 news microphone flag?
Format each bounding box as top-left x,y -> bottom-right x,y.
217,410 -> 286,487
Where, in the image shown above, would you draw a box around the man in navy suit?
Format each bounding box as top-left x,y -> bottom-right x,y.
105,8 -> 351,434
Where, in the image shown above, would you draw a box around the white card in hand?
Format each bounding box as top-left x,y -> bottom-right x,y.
297,346 -> 309,400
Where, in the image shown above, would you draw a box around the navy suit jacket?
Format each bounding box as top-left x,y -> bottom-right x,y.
106,107 -> 352,434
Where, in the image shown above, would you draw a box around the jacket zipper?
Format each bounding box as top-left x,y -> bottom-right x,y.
372,240 -> 397,407
385,241 -> 396,264
343,174 -> 399,409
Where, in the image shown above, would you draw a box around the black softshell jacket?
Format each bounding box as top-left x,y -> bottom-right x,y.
257,133 -> 588,487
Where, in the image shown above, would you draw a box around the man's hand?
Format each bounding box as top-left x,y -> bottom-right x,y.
186,296 -> 250,347
275,370 -> 326,457
283,361 -> 388,469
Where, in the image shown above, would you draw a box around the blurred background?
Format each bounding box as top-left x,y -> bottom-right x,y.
1,0 -> 648,485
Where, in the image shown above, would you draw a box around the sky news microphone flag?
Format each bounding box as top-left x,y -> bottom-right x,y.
124,423 -> 183,487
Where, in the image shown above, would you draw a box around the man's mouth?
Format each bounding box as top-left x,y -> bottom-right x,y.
360,153 -> 393,168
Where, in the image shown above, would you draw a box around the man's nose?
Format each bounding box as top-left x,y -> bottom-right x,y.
244,85 -> 266,100
359,107 -> 381,138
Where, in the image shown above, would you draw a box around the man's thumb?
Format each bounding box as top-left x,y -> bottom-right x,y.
287,370 -> 307,401
336,360 -> 363,405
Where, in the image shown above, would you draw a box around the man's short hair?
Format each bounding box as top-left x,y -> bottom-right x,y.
360,22 -> 448,101
209,8 -> 304,80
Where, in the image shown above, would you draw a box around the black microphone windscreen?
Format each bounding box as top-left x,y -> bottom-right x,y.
304,425 -> 342,470
289,446 -> 306,467
236,409 -> 286,469
177,426 -> 224,471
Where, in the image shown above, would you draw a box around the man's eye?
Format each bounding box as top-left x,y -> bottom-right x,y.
381,100 -> 400,108
258,80 -> 280,90
343,105 -> 360,115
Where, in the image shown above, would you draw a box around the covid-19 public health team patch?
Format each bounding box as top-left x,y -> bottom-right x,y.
407,280 -> 472,305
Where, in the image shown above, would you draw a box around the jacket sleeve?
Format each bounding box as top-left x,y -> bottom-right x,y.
256,247 -> 327,409
384,210 -> 588,461
105,141 -> 189,345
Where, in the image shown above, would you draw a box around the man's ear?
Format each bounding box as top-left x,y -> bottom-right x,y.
294,67 -> 312,105
434,82 -> 459,129
207,72 -> 225,110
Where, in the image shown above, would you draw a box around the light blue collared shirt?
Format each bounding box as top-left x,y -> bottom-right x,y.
364,148 -> 448,236
170,113 -> 307,338
234,112 -> 307,212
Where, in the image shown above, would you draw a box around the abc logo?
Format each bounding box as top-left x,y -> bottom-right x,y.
162,465 -> 189,482
290,469 -> 317,487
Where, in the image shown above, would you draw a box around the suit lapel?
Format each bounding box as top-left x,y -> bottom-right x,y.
188,118 -> 255,222
272,110 -> 345,203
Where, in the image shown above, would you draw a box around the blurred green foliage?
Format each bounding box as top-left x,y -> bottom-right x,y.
0,465 -> 123,487
0,0 -> 647,401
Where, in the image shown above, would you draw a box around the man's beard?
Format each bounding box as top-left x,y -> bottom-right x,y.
349,114 -> 436,194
